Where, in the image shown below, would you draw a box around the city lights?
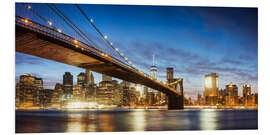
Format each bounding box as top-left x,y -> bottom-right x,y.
15,4 -> 258,133
24,19 -> 29,23
73,39 -> 78,44
205,76 -> 212,88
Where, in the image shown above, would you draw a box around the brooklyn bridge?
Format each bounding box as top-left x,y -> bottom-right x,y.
15,3 -> 184,109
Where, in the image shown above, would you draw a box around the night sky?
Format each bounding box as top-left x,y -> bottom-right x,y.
15,3 -> 258,98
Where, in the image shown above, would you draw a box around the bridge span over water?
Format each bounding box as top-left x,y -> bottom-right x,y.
15,16 -> 184,109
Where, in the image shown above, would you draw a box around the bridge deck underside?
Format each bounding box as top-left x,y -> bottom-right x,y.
16,25 -> 179,96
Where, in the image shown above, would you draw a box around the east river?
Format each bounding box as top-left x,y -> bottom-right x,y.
16,109 -> 257,133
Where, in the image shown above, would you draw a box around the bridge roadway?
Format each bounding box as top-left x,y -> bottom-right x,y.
15,17 -> 183,109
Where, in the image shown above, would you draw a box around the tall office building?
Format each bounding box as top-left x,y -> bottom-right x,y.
51,83 -> 62,109
150,55 -> 161,104
150,66 -> 157,79
150,55 -> 157,79
204,73 -> 219,105
85,69 -> 94,86
63,72 -> 73,99
166,67 -> 174,83
243,84 -> 251,105
226,82 -> 238,105
34,77 -> 43,106
102,74 -> 112,82
97,80 -> 117,105
135,84 -> 144,98
16,74 -> 43,108
77,72 -> 86,86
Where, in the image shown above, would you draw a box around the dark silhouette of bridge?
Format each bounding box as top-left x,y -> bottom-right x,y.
16,15 -> 184,109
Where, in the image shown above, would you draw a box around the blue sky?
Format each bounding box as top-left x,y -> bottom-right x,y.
15,3 -> 258,98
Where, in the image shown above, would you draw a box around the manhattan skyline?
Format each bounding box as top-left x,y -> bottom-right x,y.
15,4 -> 258,98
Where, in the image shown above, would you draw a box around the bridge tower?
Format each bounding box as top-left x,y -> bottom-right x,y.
166,67 -> 184,109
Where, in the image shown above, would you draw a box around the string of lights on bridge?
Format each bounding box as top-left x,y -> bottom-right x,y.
19,3 -> 180,93
23,3 -> 135,68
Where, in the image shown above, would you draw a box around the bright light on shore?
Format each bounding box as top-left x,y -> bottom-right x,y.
65,102 -> 98,109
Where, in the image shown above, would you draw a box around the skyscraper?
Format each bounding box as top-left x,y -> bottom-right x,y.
34,77 -> 43,106
204,73 -> 219,105
150,54 -> 157,79
16,74 -> 43,108
51,83 -> 62,109
243,84 -> 251,105
63,72 -> 73,99
150,55 -> 160,104
77,72 -> 86,86
85,69 -> 94,86
226,82 -> 238,105
150,66 -> 157,79
166,67 -> 174,83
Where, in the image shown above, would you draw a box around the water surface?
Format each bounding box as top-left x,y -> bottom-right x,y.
16,109 -> 258,133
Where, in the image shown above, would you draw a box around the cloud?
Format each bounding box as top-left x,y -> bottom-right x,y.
16,52 -> 45,65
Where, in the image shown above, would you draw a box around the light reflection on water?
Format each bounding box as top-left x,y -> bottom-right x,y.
16,109 -> 257,133
199,109 -> 218,130
131,110 -> 146,131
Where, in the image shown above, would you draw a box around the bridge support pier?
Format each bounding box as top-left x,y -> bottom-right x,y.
168,94 -> 184,110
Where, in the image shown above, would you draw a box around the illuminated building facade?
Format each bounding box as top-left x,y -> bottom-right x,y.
218,89 -> 227,105
85,69 -> 95,86
196,93 -> 204,105
121,85 -> 130,106
73,85 -> 86,102
77,72 -> 86,86
243,84 -> 252,105
225,82 -> 238,105
204,73 -> 219,105
40,89 -> 54,108
63,72 -> 73,100
97,80 -> 118,105
16,74 -> 43,108
150,66 -> 157,80
50,83 -> 62,109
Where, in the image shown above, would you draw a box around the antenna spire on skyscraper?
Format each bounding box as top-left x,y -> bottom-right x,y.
152,54 -> 155,66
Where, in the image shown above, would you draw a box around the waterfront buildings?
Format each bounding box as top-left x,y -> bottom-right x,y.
243,84 -> 252,105
16,69 -> 257,110
16,74 -> 43,108
77,72 -> 86,86
85,69 -> 95,86
225,82 -> 238,105
50,83 -> 62,109
62,72 -> 73,100
204,73 -> 219,105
